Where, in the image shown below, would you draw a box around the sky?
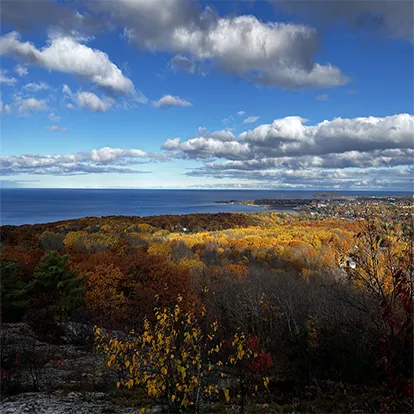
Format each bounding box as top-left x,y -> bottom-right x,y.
0,0 -> 413,190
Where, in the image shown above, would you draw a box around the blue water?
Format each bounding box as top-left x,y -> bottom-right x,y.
0,189 -> 412,226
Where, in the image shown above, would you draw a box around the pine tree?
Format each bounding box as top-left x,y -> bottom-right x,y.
0,258 -> 29,322
29,252 -> 85,321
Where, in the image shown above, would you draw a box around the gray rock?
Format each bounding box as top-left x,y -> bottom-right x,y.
0,392 -> 136,414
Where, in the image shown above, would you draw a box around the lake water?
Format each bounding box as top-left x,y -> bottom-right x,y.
0,188 -> 412,226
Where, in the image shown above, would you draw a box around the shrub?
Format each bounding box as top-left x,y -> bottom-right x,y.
95,296 -> 270,412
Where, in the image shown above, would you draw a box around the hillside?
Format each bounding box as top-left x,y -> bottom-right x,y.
1,210 -> 413,413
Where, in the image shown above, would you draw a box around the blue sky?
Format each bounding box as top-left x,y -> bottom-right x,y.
0,0 -> 413,190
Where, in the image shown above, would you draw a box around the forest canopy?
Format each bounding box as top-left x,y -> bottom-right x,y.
1,208 -> 413,412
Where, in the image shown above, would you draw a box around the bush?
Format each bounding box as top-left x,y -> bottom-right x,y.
95,296 -> 270,412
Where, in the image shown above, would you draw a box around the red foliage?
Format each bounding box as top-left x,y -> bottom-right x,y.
1,246 -> 44,280
377,269 -> 413,397
246,336 -> 273,376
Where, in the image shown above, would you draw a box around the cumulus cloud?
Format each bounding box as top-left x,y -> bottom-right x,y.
243,116 -> 260,125
14,64 -> 28,77
237,111 -> 246,116
76,91 -> 114,112
23,82 -> 49,92
0,69 -> 17,85
161,136 -> 250,160
0,100 -> 12,115
0,31 -> 135,94
194,149 -> 414,171
238,114 -> 414,156
94,0 -> 348,90
152,95 -> 192,108
186,166 -> 413,190
16,97 -> 48,113
197,128 -> 236,142
0,147 -> 165,176
161,113 -> 414,189
1,1 -> 350,91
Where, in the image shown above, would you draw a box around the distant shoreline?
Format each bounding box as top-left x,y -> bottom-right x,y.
1,189 -> 412,226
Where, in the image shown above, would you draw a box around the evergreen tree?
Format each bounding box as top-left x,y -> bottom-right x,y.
0,258 -> 29,322
29,252 -> 85,321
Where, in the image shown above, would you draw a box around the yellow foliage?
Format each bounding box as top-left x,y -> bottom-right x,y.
94,296 -> 268,411
64,231 -> 119,252
147,242 -> 172,257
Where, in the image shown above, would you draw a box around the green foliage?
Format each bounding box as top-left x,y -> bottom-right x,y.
29,251 -> 85,321
39,230 -> 65,251
0,258 -> 29,322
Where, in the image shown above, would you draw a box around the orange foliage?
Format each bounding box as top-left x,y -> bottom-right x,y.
84,264 -> 126,328
1,245 -> 44,280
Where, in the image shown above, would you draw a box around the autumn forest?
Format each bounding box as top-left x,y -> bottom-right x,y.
1,206 -> 413,413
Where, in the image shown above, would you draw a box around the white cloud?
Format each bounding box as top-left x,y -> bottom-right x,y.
66,102 -> 75,110
76,91 -> 114,112
194,127 -> 236,142
186,165 -> 413,190
0,100 -> 12,115
316,93 -> 328,101
161,136 -> 250,160
49,112 -> 60,123
239,114 -> 414,155
97,0 -> 348,89
161,113 -> 414,189
243,116 -> 260,124
45,125 -> 67,132
237,111 -> 245,116
14,64 -> 28,77
152,94 -> 192,108
0,1 -> 350,91
0,31 -> 135,94
16,97 -> 48,113
23,82 -> 49,92
0,69 -> 17,85
0,147 -> 164,175
195,149 -> 414,171
90,147 -> 147,162
62,84 -> 73,96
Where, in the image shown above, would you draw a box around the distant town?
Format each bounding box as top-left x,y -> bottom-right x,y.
217,195 -> 414,219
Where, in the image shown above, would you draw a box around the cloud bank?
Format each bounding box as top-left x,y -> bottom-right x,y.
161,113 -> 414,190
91,0 -> 349,90
0,147 -> 167,176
